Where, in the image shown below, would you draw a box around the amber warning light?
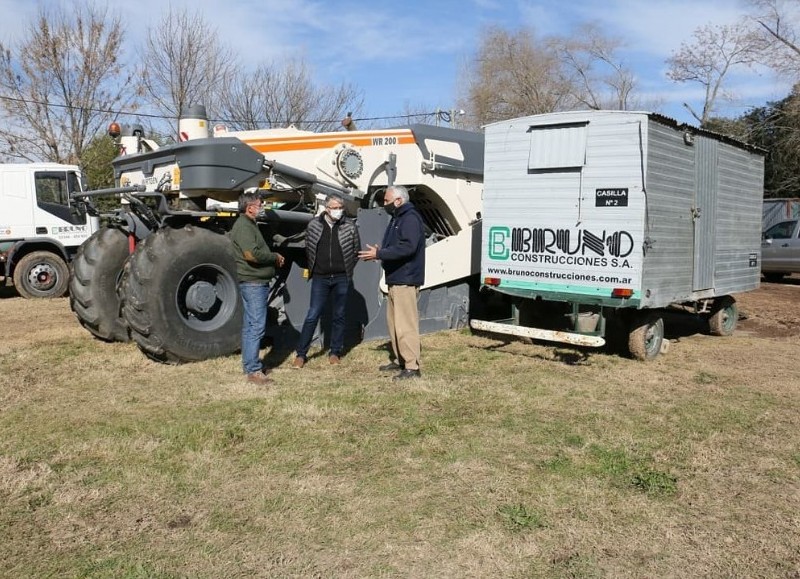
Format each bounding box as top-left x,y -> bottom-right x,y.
611,288 -> 633,298
484,277 -> 501,286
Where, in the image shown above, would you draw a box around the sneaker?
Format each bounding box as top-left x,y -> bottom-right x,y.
329,354 -> 341,365
378,361 -> 403,372
246,372 -> 273,385
393,369 -> 421,381
292,356 -> 305,369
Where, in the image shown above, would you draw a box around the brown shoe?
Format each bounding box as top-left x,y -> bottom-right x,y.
329,354 -> 340,365
292,356 -> 305,369
246,372 -> 273,385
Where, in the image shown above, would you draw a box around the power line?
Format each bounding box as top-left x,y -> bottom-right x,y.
0,94 -> 454,126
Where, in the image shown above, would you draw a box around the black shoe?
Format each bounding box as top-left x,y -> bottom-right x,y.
393,369 -> 421,381
379,361 -> 403,372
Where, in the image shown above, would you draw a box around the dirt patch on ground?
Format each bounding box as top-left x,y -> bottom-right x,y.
736,274 -> 800,338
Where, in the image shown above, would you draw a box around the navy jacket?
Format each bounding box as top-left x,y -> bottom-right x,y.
378,202 -> 425,286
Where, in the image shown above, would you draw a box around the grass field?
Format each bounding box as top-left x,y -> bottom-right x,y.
1,284 -> 799,578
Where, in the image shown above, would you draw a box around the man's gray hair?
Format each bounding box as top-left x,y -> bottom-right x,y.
387,185 -> 410,203
238,191 -> 261,213
326,193 -> 345,208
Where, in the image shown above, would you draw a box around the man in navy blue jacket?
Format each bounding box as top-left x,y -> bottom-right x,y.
359,185 -> 425,380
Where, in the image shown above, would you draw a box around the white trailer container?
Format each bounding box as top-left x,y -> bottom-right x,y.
471,110 -> 764,359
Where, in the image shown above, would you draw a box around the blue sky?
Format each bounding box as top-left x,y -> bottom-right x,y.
0,0 -> 794,127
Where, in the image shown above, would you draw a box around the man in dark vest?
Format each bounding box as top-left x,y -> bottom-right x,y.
292,193 -> 361,368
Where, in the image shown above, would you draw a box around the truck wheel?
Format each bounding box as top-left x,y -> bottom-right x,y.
12,251 -> 69,299
627,312 -> 664,361
708,295 -> 737,337
69,227 -> 131,342
120,225 -> 242,363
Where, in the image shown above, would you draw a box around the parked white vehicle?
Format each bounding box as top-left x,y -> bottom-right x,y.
761,219 -> 800,282
0,163 -> 98,298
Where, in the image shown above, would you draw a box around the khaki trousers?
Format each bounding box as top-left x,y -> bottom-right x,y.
386,285 -> 421,371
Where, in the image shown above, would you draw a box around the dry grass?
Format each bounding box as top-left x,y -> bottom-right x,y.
1,284 -> 800,578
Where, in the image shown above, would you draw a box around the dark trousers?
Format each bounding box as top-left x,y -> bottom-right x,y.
295,273 -> 350,359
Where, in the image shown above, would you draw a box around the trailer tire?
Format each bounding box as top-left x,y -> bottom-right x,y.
69,227 -> 131,342
13,250 -> 70,299
120,225 -> 242,363
627,312 -> 664,361
708,295 -> 737,337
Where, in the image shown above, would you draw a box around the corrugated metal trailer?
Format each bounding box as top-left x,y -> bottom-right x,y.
471,110 -> 765,360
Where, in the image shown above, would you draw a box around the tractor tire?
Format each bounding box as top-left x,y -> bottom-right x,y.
119,225 -> 242,363
708,295 -> 738,337
13,250 -> 69,299
69,227 -> 131,342
627,312 -> 664,361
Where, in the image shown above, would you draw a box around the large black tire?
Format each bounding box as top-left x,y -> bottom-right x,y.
120,225 -> 242,363
13,250 -> 69,299
627,312 -> 664,361
69,227 -> 131,342
708,295 -> 738,337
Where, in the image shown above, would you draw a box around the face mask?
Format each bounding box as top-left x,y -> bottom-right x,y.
384,201 -> 397,216
256,208 -> 267,220
328,208 -> 343,220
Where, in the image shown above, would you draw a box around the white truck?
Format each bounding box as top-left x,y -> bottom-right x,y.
0,163 -> 98,298
471,110 -> 765,359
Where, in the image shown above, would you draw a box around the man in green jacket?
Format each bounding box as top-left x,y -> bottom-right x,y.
230,191 -> 284,385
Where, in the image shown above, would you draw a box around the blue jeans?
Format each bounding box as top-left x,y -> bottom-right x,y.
240,282 -> 269,374
295,273 -> 350,359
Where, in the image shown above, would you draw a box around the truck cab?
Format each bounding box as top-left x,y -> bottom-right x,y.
0,163 -> 99,298
761,219 -> 800,282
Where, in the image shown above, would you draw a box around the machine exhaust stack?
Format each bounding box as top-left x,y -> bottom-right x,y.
179,105 -> 209,141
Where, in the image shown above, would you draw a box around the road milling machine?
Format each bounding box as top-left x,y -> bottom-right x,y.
69,106 -> 487,363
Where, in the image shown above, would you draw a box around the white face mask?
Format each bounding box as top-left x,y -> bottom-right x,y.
328,208 -> 343,220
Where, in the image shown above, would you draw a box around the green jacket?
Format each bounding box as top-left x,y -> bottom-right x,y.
230,215 -> 277,282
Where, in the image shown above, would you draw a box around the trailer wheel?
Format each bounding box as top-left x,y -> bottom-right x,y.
708,295 -> 737,337
13,251 -> 70,299
69,227 -> 131,342
120,225 -> 242,363
627,312 -> 664,361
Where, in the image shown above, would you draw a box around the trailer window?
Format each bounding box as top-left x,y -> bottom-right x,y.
528,122 -> 588,170
35,171 -> 71,207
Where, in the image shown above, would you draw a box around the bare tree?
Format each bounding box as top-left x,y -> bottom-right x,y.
142,7 -> 238,135
748,0 -> 800,75
556,24 -> 637,111
459,26 -> 575,128
217,58 -> 363,133
0,2 -> 135,163
666,21 -> 766,126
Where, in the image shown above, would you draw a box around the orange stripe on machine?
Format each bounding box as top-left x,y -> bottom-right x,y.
241,131 -> 417,153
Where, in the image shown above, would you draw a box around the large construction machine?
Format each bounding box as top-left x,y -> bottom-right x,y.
69,107 -> 486,363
